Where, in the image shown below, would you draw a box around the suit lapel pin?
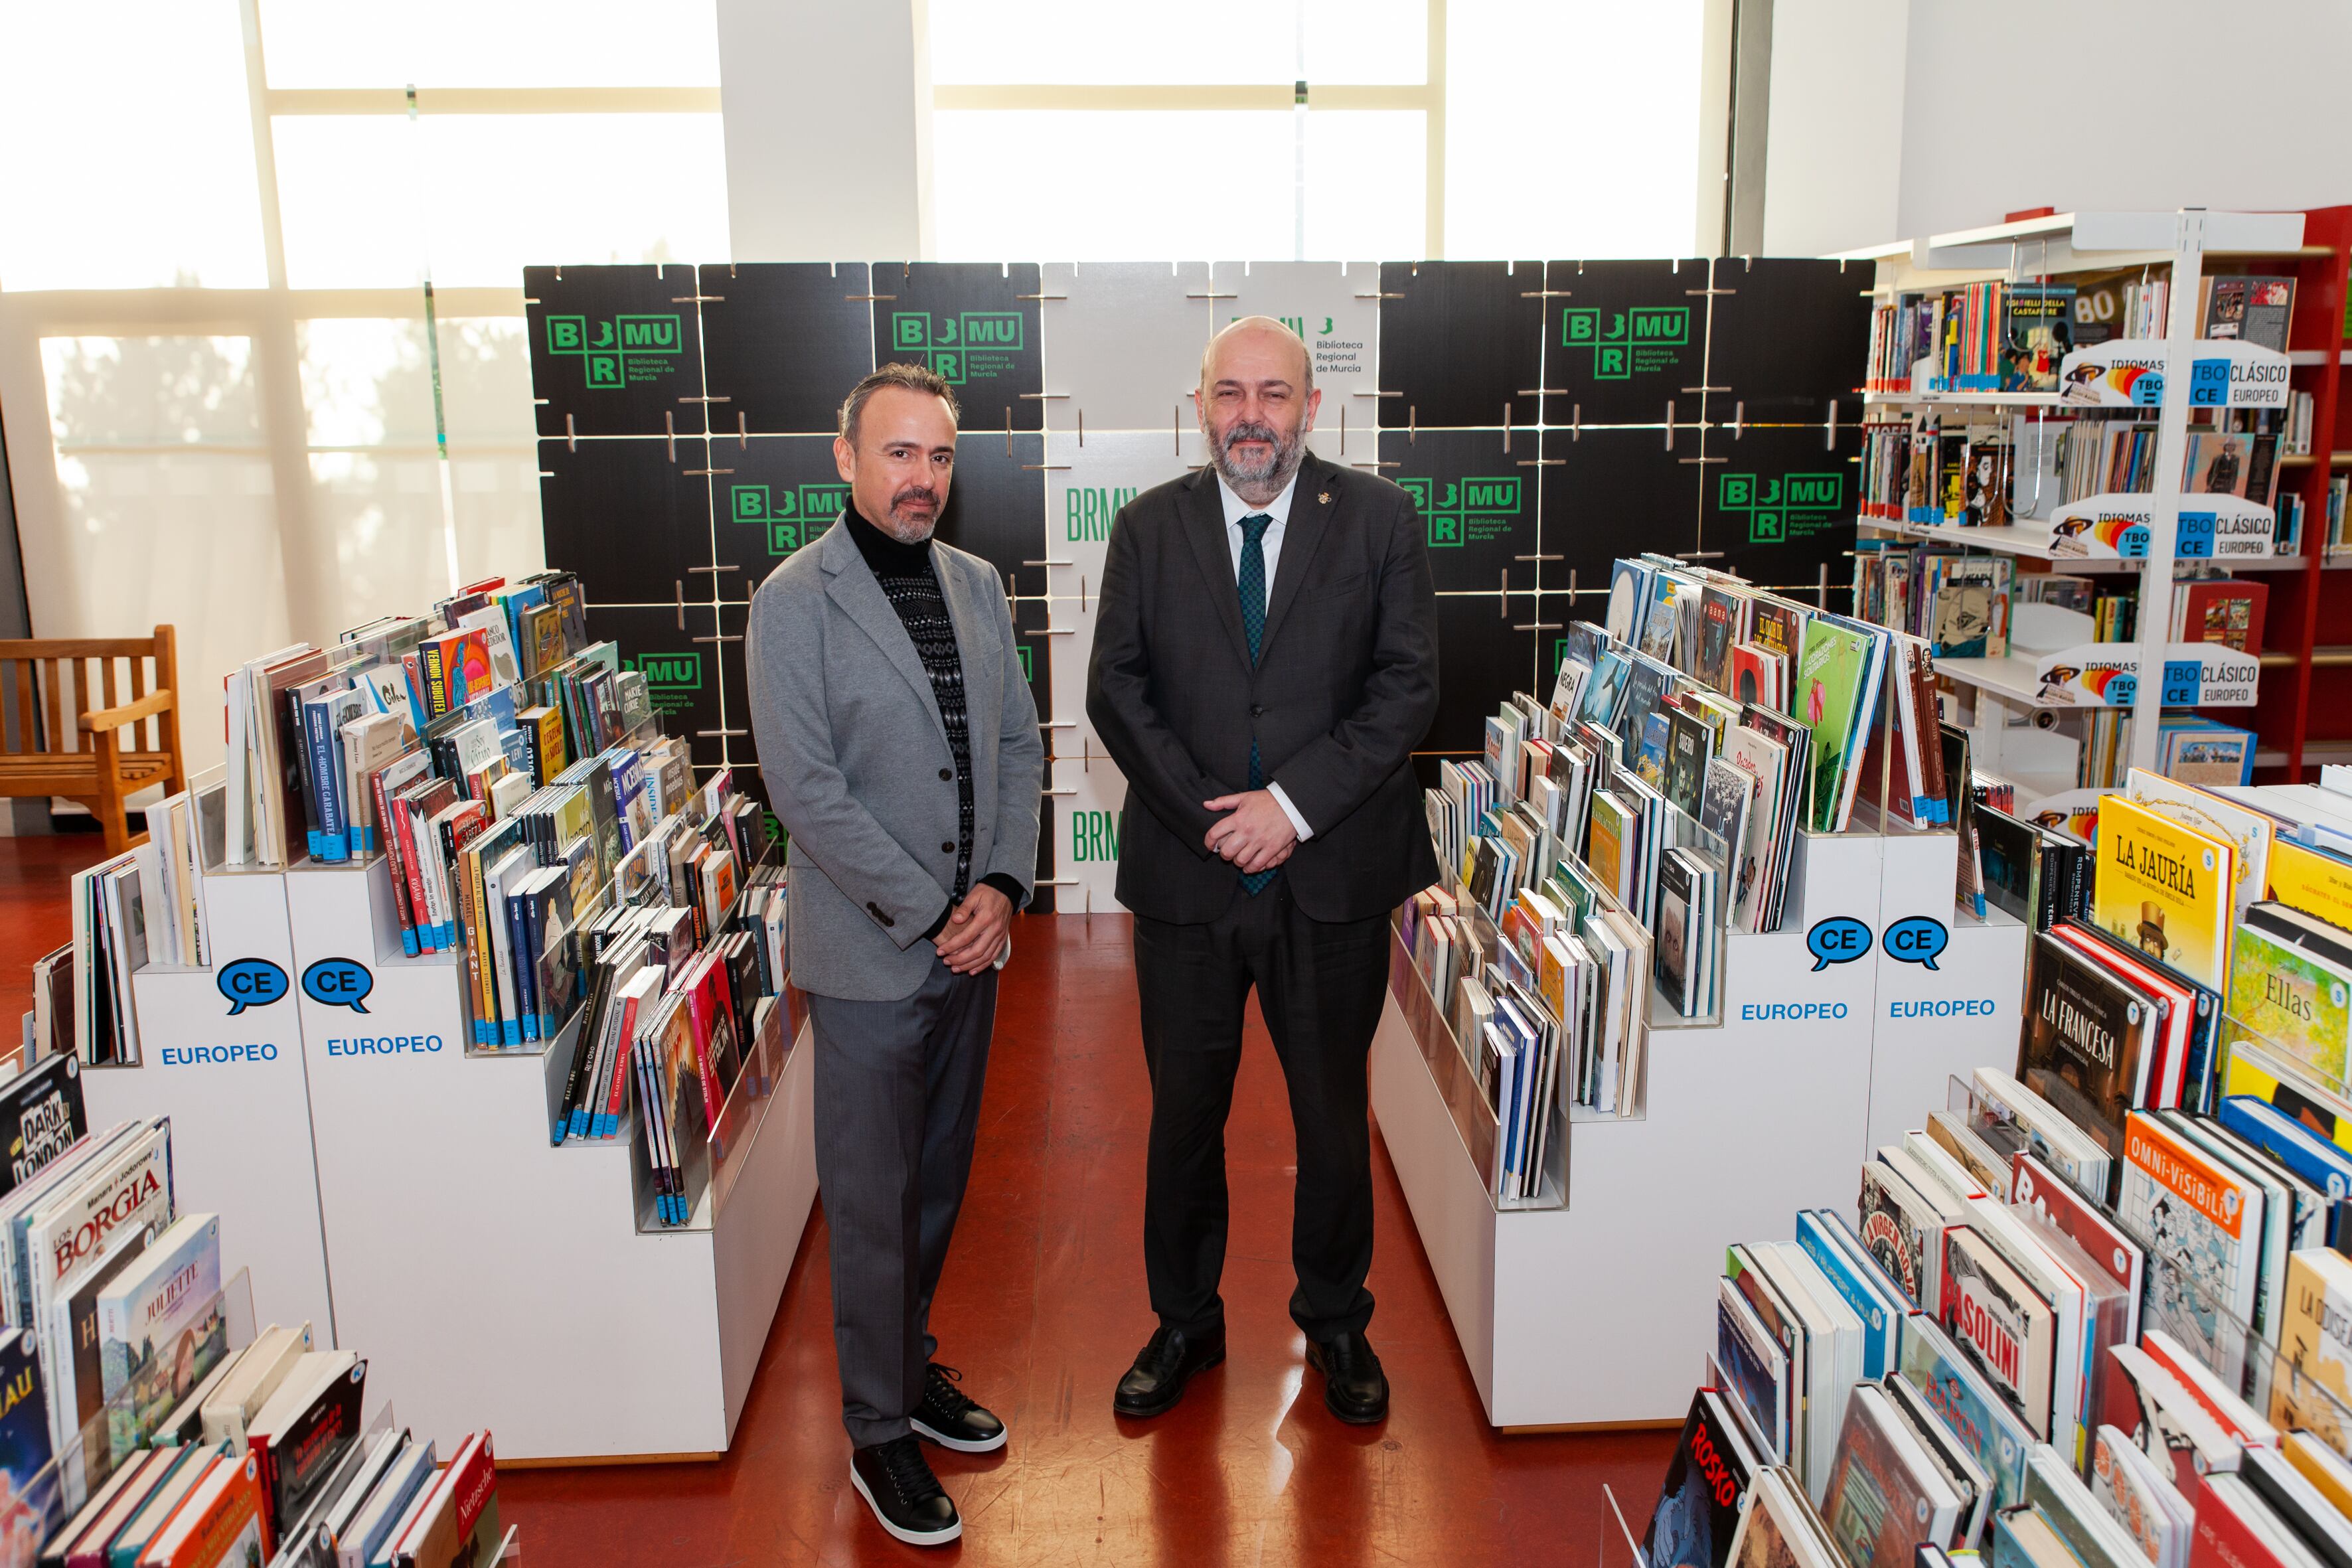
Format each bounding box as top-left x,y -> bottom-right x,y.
1318,491 -> 1331,505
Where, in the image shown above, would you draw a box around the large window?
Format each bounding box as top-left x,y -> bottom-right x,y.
928,0 -> 1711,262
0,0 -> 728,771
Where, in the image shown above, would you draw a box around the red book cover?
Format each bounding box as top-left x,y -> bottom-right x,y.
2191,1474 -> 2291,1568
372,767 -> 415,938
680,955 -> 727,1130
2174,580 -> 2268,657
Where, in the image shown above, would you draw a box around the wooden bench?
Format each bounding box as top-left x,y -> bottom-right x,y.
0,627 -> 185,855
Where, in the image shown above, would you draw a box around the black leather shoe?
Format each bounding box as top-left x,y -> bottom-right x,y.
1113,1324 -> 1225,1419
849,1435 -> 961,1546
1305,1330 -> 1389,1424
911,1362 -> 1006,1452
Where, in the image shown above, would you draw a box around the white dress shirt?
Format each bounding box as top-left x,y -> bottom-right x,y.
1214,471 -> 1314,842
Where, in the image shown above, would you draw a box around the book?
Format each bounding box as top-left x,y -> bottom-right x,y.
248,1350 -> 365,1549
2092,795 -> 2232,990
2201,274 -> 2296,353
141,1448 -> 264,1568
1858,1158 -> 1940,1310
94,1212 -> 222,1460
389,1429 -> 498,1568
0,1328 -> 50,1551
1818,1383 -> 1963,1568
1645,1389 -> 1756,1568
1794,617 -> 1886,833
2017,931 -> 2157,1178
2118,1111 -> 2262,1375
1938,1226 -> 2057,1439
1899,1313 -> 2033,1512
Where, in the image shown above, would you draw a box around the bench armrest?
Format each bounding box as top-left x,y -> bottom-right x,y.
80,688 -> 175,733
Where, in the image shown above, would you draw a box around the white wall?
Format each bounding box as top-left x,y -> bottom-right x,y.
1766,0 -> 2352,255
717,0 -> 933,260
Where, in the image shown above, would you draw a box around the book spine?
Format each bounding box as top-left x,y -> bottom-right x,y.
300,701 -> 331,861
469,850 -> 500,1047
558,967 -> 603,1142
455,849 -> 488,1048
509,894 -> 538,1044
420,643 -> 451,720
394,801 -> 433,954
373,770 -> 417,956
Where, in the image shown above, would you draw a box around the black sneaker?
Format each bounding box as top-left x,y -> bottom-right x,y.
910,1362 -> 1007,1452
849,1435 -> 961,1547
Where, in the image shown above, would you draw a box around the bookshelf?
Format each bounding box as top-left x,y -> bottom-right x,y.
1845,206 -> 2352,785
1373,819 -> 2027,1428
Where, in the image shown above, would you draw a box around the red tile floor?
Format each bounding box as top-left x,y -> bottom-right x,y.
0,840 -> 1676,1565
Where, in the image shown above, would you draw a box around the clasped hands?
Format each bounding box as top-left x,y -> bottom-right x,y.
935,884 -> 1012,975
1202,789 -> 1297,875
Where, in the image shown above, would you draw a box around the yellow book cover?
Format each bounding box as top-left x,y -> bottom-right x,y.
2274,1249 -> 2352,1450
2092,794 -> 2233,988
534,705 -> 569,782
1587,801 -> 1630,904
2284,1430 -> 2352,1519
2270,838 -> 2352,931
1538,934 -> 1573,1023
2221,1037 -> 2352,1160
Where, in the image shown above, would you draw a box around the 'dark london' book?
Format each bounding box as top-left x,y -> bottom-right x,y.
2091,794 -> 2232,991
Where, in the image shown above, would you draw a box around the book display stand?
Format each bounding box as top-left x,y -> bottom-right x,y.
1374,814 -> 2025,1429
89,845 -> 814,1463
84,864 -> 337,1347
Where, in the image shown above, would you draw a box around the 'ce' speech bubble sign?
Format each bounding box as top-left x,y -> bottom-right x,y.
1805,916 -> 1872,973
218,959 -> 289,1016
301,958 -> 374,1014
1883,915 -> 1950,971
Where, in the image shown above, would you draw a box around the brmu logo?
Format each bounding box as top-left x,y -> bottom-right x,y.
1065,485 -> 1137,543
629,651 -> 704,692
890,311 -> 1024,384
1719,471 -> 1843,546
1401,475 -> 1521,548
1562,306 -> 1689,378
544,313 -> 684,390
730,483 -> 848,557
1071,809 -> 1120,864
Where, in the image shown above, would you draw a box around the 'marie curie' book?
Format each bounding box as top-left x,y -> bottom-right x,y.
2091,795 -> 2232,991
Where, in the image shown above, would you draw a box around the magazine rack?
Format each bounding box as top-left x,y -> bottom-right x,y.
280,855 -> 815,1462
86,866 -> 338,1344
1372,821 -> 2027,1429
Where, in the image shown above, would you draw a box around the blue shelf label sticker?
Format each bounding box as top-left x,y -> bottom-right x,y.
2188,357 -> 2230,406
2106,673 -> 2138,706
218,959 -> 289,1016
1806,915 -> 1872,972
2177,511 -> 2217,557
2131,371 -> 2165,406
1882,915 -> 1949,971
2118,525 -> 2150,558
301,957 -> 374,1013
2161,659 -> 2203,705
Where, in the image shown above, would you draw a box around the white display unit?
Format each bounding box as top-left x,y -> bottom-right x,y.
1371,822 -> 2022,1429
86,865 -> 337,1344
1842,208 -> 2305,779
279,857 -> 815,1462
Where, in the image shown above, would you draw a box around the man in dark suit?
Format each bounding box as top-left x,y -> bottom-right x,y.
1086,316 -> 1440,1425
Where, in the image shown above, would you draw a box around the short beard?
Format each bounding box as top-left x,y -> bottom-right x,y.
879,485 -> 940,543
1204,416 -> 1304,501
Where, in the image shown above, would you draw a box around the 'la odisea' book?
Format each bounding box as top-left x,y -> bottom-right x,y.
2090,795 -> 2232,990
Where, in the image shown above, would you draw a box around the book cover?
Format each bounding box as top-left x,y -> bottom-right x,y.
1640,576 -> 1683,665
1939,1225 -> 2058,1439
1717,1281 -> 1789,1462
1794,617 -> 1879,833
2118,1111 -> 2260,1372
260,1358 -> 366,1547
1645,1389 -> 1753,1568
95,1211 -> 222,1461
1794,1211 -> 1903,1381
1665,708 -> 1712,820
1859,1160 -> 1936,1308
1899,1315 -> 2033,1512
1820,1386 -> 1956,1568
2019,931 -> 2152,1170
0,1328 -> 50,1552
1607,560 -> 1652,646
2278,1248 -> 2352,1443
1656,854 -> 1696,1016
2092,797 -> 2231,990
2226,922 -> 2352,1086
2009,1153 -> 2143,1342
0,1058 -> 85,1201
1697,589 -> 1740,692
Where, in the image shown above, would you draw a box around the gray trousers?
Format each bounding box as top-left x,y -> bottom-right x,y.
808,957 -> 998,1447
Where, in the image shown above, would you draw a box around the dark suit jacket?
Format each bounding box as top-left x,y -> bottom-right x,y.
1086,450 -> 1441,925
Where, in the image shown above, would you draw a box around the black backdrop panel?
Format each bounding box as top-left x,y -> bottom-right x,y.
585,601 -> 729,773
1419,593 -> 1535,773
698,263 -> 876,435
713,435 -> 844,591
524,264 -> 705,439
538,437 -> 710,609
1538,427 -> 1703,595
1699,422 -> 1863,593
872,264 -> 1046,433
1383,428 -> 1539,594
1705,258 -> 1875,424
1539,259 -> 1711,428
1377,262 -> 1543,430
935,431 -> 1046,595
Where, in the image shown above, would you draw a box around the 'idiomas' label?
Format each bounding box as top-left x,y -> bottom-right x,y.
325,1034 -> 445,1059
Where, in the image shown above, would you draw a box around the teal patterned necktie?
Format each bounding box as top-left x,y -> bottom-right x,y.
1236,512 -> 1274,896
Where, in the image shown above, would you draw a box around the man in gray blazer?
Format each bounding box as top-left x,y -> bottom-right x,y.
747,363 -> 1042,1549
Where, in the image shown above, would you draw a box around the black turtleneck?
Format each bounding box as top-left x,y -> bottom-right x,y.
844,507 -> 1026,939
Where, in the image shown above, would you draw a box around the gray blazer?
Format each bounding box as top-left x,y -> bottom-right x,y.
746,517 -> 1044,1002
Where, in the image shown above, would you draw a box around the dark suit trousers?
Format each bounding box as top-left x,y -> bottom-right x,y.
809,959 -> 996,1447
1136,875 -> 1389,1343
